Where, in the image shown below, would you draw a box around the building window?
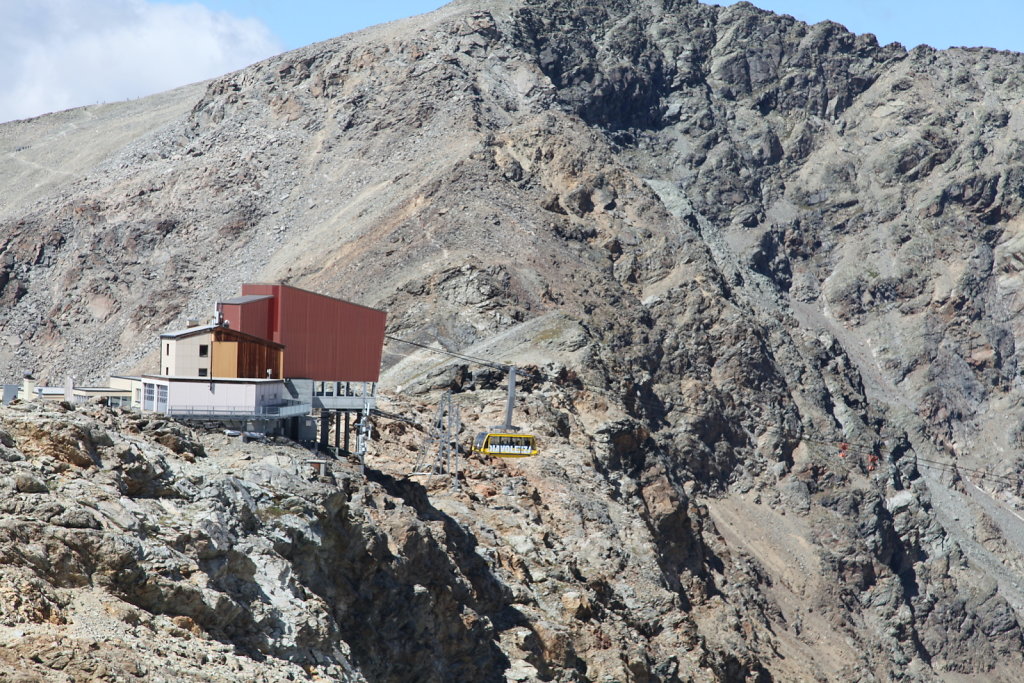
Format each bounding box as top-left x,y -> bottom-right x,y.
198,368 -> 208,377
199,344 -> 208,357
165,343 -> 169,356
164,367 -> 169,376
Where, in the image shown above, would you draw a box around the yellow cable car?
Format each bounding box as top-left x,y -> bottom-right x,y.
469,366 -> 539,458
473,432 -> 538,458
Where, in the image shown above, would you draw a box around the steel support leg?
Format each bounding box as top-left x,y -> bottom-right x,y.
344,412 -> 350,454
319,411 -> 329,452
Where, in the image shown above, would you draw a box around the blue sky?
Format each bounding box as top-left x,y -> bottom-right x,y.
160,0 -> 1024,53
174,0 -> 1024,53
2,0 -> 1022,123
160,1 -> 448,50
722,0 -> 1022,52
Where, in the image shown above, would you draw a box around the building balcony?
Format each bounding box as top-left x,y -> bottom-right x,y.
285,379 -> 377,411
166,400 -> 311,421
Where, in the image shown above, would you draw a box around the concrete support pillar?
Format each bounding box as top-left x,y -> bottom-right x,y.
319,411 -> 329,452
344,412 -> 350,454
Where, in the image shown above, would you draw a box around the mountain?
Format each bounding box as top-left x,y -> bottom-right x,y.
3,0 -> 1024,679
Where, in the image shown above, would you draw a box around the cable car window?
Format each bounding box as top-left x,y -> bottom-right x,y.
474,432 -> 538,458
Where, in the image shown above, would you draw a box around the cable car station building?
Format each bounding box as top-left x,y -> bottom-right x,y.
140,283 -> 386,450
159,324 -> 285,379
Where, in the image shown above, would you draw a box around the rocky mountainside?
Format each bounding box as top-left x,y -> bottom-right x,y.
4,0 -> 1024,679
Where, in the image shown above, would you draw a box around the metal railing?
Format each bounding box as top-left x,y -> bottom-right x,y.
167,401 -> 311,420
260,402 -> 313,418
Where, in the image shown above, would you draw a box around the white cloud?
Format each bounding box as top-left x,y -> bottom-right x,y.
0,0 -> 284,123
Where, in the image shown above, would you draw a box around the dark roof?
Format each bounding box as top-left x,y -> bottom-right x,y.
159,324 -> 284,349
221,294 -> 273,305
73,387 -> 131,394
141,375 -> 284,384
212,326 -> 284,348
160,324 -> 217,340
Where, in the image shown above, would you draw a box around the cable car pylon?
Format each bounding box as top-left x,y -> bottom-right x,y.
472,365 -> 538,458
382,336 -> 539,458
411,391 -> 463,489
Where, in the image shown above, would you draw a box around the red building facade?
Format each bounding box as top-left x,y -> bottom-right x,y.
218,284 -> 386,382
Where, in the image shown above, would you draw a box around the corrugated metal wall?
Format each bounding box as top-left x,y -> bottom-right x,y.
221,297 -> 272,339
241,283 -> 386,381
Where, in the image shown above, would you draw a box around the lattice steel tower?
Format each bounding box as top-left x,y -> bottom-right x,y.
412,391 -> 463,489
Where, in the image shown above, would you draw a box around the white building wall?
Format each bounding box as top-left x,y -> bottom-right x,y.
17,378 -> 37,402
254,382 -> 283,407
109,376 -> 143,409
141,377 -> 286,415
168,381 -> 258,412
163,334 -> 213,377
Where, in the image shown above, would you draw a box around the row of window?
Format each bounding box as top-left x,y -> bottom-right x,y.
314,381 -> 375,397
164,343 -> 208,357
163,342 -> 210,376
163,367 -> 209,377
142,384 -> 168,412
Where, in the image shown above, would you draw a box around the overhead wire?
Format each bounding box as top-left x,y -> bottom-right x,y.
617,388 -> 1021,484
914,455 -> 1019,486
383,333 -> 1018,486
621,390 -> 1019,483
385,334 -> 510,371
385,331 -> 890,450
370,407 -> 423,428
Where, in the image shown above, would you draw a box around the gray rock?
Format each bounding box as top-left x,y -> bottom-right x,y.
14,471 -> 47,493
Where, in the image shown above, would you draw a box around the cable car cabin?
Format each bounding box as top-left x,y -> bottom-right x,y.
473,432 -> 538,458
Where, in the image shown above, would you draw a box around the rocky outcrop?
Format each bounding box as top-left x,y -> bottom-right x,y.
0,402 -> 513,681
0,399 -> 778,682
